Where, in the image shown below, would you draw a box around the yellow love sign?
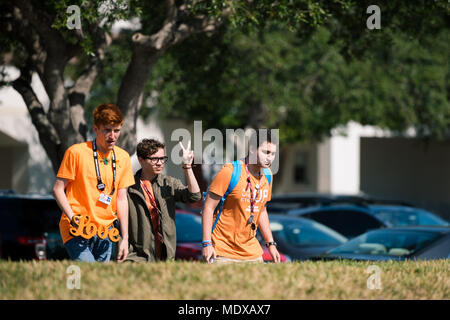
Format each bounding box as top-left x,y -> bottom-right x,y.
69,215 -> 120,242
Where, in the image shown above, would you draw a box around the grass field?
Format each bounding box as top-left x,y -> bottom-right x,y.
0,260 -> 448,300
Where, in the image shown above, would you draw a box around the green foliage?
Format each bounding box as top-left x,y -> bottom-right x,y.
127,0 -> 168,36
1,0 -> 449,145
144,23 -> 449,144
191,0 -> 352,32
354,30 -> 450,138
80,31 -> 134,126
51,0 -> 132,55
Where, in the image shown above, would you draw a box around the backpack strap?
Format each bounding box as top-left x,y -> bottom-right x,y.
263,167 -> 272,186
211,160 -> 241,233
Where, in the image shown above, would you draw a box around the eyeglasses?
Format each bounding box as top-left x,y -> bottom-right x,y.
145,156 -> 168,164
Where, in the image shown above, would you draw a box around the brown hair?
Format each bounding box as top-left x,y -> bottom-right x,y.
93,103 -> 124,127
136,139 -> 165,159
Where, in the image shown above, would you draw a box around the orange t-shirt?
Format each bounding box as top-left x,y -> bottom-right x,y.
140,180 -> 157,212
140,179 -> 160,233
209,161 -> 272,259
57,141 -> 135,244
140,179 -> 163,258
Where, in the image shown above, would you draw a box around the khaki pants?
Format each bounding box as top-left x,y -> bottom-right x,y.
213,255 -> 264,264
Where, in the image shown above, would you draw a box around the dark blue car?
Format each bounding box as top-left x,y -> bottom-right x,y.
368,205 -> 449,227
0,192 -> 68,260
316,226 -> 450,261
275,203 -> 448,239
256,215 -> 348,261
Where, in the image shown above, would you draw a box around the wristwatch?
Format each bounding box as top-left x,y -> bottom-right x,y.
265,241 -> 277,248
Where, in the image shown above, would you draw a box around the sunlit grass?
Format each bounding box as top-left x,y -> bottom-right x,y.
0,260 -> 448,299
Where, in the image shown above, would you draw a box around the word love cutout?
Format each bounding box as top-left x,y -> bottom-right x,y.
69,214 -> 120,242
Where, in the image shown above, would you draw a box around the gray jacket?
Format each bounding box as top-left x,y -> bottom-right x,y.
126,169 -> 202,262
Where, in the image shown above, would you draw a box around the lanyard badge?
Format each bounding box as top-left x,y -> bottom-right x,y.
99,193 -> 112,205
92,140 -> 116,205
245,163 -> 262,235
245,163 -> 261,214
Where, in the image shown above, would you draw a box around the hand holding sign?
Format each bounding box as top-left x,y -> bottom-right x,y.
69,214 -> 120,242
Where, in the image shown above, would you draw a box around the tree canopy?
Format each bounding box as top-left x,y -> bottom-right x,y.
91,17 -> 450,144
0,0 -> 449,172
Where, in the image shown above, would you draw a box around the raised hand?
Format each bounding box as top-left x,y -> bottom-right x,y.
179,140 -> 194,166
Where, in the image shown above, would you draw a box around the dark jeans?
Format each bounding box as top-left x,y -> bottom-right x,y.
64,235 -> 113,262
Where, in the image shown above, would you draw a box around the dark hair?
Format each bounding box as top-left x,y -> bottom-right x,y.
136,139 -> 165,159
93,103 -> 124,127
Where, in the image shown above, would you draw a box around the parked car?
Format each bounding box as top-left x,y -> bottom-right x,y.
368,205 -> 449,227
255,215 -> 347,261
283,204 -> 388,238
267,193 -> 414,212
175,210 -> 290,262
275,202 -> 448,239
315,226 -> 450,261
268,193 -> 448,231
175,210 -> 204,261
0,191 -> 68,260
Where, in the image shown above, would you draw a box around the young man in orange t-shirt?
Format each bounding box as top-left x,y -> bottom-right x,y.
202,130 -> 281,263
52,104 -> 135,262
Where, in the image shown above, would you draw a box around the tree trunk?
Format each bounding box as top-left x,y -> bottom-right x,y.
116,32 -> 168,155
8,1 -> 226,173
116,49 -> 164,156
12,74 -> 62,171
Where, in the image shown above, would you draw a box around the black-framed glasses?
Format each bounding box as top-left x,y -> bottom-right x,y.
146,156 -> 168,164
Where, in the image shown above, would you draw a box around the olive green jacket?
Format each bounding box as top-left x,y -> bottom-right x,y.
126,169 -> 202,262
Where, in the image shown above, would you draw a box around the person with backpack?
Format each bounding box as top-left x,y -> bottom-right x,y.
201,130 -> 281,263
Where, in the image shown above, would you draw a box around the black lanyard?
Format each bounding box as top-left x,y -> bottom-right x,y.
92,140 -> 116,195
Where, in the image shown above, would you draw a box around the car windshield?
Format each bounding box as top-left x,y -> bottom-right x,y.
176,214 -> 202,242
373,208 -> 449,227
329,230 -> 443,256
269,218 -> 347,247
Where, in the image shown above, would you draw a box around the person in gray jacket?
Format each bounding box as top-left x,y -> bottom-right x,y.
126,138 -> 201,262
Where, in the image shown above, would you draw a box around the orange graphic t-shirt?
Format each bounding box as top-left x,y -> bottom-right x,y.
57,141 -> 135,244
209,161 -> 272,259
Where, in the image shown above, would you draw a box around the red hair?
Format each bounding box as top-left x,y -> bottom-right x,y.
93,103 -> 124,127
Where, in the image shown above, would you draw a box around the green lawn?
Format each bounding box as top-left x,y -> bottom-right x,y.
0,260 -> 448,299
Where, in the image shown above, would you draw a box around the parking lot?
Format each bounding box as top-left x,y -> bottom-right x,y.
1,191 -> 448,263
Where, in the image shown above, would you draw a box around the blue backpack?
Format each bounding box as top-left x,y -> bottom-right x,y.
203,160 -> 272,233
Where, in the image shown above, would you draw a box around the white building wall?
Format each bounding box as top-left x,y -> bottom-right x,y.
0,71 -> 54,194
329,121 -> 392,195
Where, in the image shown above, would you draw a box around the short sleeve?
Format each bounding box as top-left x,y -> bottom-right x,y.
118,152 -> 135,189
208,164 -> 233,197
56,146 -> 78,181
267,171 -> 272,202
